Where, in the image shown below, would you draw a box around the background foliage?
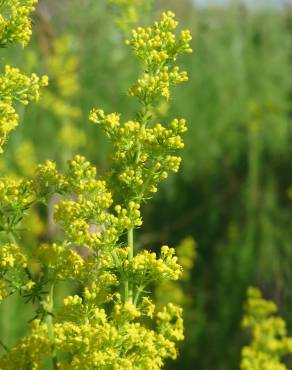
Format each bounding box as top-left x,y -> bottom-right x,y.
0,0 -> 291,369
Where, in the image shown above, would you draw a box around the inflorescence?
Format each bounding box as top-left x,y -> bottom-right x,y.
0,7 -> 192,370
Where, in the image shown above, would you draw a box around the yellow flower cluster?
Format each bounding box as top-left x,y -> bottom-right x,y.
141,296 -> 155,318
0,299 -> 181,369
89,109 -> 120,134
66,154 -> 101,193
90,109 -> 188,201
0,243 -> 27,269
156,237 -> 197,306
59,278 -> 120,324
0,65 -> 48,152
113,301 -> 141,322
50,156 -> 141,249
4,157 -> 185,367
0,145 -> 42,241
0,0 -> 37,47
0,177 -> 35,233
90,13 -> 191,203
30,156 -> 142,253
157,302 -> 184,341
126,11 -> 192,103
84,273 -> 119,302
129,66 -> 188,101
0,243 -> 30,300
0,64 -> 48,107
0,2 -> 47,151
51,295 -> 184,370
33,243 -> 85,281
241,287 -> 292,370
34,159 -> 67,196
0,101 -> 18,152
129,246 -> 182,282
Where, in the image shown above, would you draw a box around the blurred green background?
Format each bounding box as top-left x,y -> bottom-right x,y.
0,0 -> 292,369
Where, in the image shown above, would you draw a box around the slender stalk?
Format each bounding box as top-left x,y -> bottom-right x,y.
44,283 -> 58,370
133,285 -> 145,306
124,103 -> 150,304
0,339 -> 9,353
124,105 -> 150,304
128,228 -> 134,260
127,228 -> 134,303
124,280 -> 129,302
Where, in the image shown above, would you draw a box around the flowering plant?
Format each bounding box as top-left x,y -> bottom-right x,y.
0,3 -> 192,369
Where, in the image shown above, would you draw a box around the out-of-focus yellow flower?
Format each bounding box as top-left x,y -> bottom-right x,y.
59,125 -> 86,151
110,0 -> 152,33
15,140 -> 37,176
241,287 -> 292,370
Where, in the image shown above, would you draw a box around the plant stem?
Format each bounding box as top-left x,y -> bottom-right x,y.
124,103 -> 150,304
127,228 -> 134,303
133,285 -> 145,306
0,339 -> 9,353
128,228 -> 134,260
45,283 -> 58,370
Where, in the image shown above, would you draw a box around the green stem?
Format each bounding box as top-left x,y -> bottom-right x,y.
133,284 -> 145,306
128,228 -> 134,260
44,283 -> 58,370
124,101 -> 151,304
124,103 -> 150,304
126,228 -> 134,303
0,339 -> 9,353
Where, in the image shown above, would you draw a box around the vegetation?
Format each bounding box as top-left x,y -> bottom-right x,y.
0,3 -> 193,369
0,0 -> 291,369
